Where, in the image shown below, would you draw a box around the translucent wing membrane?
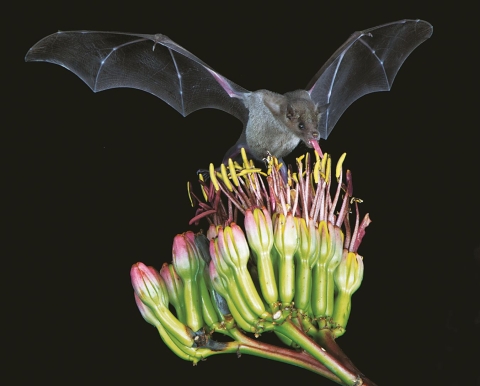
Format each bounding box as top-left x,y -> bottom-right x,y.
307,19 -> 433,139
25,31 -> 249,124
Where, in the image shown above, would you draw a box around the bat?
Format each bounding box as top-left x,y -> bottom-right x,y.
25,19 -> 432,169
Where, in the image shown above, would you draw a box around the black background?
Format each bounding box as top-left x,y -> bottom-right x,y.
8,1 -> 479,385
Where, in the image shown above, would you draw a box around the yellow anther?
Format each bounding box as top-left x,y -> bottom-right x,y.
296,154 -> 305,163
228,158 -> 240,187
321,152 -> 328,175
187,181 -> 194,207
220,163 -> 233,191
209,163 -> 220,191
215,170 -> 224,181
325,155 -> 331,184
235,170 -> 247,178
241,148 -> 249,169
198,173 -> 208,201
232,160 -> 242,170
313,156 -> 320,183
336,153 -> 347,180
236,168 -> 265,177
314,148 -> 320,164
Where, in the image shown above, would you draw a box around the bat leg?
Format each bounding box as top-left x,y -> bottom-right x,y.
196,168 -> 211,181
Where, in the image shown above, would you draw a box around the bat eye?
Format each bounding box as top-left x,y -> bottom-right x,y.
298,123 -> 305,130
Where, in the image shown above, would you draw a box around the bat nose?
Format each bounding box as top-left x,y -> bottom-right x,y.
312,131 -> 319,139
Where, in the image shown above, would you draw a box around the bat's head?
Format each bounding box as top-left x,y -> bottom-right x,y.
283,90 -> 321,149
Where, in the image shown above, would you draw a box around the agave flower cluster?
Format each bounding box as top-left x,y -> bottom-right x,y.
131,149 -> 374,386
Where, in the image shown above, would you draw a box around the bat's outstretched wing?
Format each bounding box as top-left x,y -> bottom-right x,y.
307,19 -> 433,139
25,31 -> 249,124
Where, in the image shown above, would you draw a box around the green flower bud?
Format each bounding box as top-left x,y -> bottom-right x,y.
172,232 -> 203,332
172,232 -> 200,281
334,251 -> 364,295
130,262 -> 194,347
245,208 -> 278,308
160,263 -> 186,323
130,262 -> 168,309
208,261 -> 255,333
294,217 -> 319,311
273,212 -> 298,305
332,250 -> 364,337
218,224 -> 267,319
209,236 -> 260,327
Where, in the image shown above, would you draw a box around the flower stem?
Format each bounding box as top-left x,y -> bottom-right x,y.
217,327 -> 343,384
316,329 -> 378,386
274,320 -> 362,385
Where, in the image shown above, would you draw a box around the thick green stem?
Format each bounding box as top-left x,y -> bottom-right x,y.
274,320 -> 361,385
222,328 -> 342,384
315,329 -> 378,386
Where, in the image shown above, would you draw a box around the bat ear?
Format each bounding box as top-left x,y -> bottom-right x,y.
263,92 -> 287,117
286,104 -> 300,120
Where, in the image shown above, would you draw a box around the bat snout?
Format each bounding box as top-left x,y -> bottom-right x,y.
303,129 -> 320,144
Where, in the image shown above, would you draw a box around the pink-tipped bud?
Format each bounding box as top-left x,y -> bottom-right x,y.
295,217 -> 319,267
218,223 -> 250,269
244,207 -> 274,257
130,262 -> 169,309
172,231 -> 200,282
273,212 -> 298,258
159,263 -> 185,318
209,234 -> 230,277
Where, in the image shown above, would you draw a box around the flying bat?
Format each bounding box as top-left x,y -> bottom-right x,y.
25,19 -> 432,168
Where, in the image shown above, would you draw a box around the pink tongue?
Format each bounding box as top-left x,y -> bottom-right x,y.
309,140 -> 323,158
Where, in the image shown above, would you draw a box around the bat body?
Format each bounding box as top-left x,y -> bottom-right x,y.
25,20 -> 432,166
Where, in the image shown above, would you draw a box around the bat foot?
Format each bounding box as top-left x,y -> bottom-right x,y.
196,168 -> 210,181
